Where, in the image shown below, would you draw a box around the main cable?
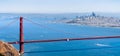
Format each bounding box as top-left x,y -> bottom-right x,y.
24,18 -> 86,37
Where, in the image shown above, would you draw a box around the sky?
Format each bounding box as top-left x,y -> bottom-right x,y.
0,0 -> 120,13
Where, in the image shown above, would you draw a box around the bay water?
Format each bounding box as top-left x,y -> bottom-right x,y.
0,14 -> 120,56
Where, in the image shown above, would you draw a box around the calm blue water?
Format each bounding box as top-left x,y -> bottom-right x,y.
0,14 -> 120,56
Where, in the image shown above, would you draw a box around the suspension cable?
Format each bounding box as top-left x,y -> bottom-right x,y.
0,19 -> 18,31
24,18 -> 85,37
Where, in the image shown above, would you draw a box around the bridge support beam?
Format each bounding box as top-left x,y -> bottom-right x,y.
19,17 -> 24,55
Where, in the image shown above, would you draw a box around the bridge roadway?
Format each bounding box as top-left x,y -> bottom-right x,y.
8,36 -> 120,44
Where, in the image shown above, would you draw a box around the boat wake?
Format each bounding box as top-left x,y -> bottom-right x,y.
95,43 -> 110,47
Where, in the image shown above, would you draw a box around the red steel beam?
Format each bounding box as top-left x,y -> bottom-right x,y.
19,17 -> 24,54
8,36 -> 120,44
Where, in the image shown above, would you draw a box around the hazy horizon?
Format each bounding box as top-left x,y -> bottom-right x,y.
0,0 -> 120,13
1,11 -> 120,14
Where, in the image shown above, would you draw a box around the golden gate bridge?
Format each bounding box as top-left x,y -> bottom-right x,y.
1,17 -> 120,55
